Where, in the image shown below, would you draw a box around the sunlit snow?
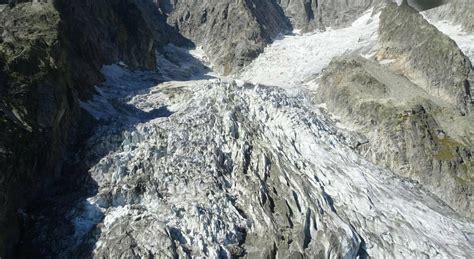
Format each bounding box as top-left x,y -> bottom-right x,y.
239,9 -> 379,88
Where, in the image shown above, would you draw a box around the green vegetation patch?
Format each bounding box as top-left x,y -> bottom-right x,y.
433,135 -> 463,161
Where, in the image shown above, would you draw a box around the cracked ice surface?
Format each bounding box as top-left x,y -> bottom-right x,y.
73,13 -> 474,258
76,59 -> 473,257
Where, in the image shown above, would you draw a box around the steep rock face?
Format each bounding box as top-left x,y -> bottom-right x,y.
133,0 -> 192,48
0,0 -> 172,256
54,0 -> 159,98
316,55 -> 473,218
377,2 -> 473,114
276,0 -> 381,32
316,0 -> 381,29
161,0 -> 292,74
424,0 -> 474,33
276,0 -> 320,31
0,5 -> 71,256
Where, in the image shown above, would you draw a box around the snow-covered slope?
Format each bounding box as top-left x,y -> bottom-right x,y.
239,9 -> 379,88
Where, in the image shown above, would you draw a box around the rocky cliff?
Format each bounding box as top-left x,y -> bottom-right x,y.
0,0 -> 177,256
275,0 -> 320,31
377,1 -> 473,114
0,5 -> 72,255
424,0 -> 474,32
162,0 -> 292,74
160,0 -> 384,74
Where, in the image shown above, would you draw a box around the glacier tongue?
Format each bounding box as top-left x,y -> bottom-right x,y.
71,10 -> 474,258
75,51 -> 474,257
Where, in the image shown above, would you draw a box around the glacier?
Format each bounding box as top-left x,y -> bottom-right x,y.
71,9 -> 474,259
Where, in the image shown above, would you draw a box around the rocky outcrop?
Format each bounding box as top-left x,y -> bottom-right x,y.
377,1 -> 473,114
315,55 -> 473,218
162,0 -> 292,74
0,0 -> 177,256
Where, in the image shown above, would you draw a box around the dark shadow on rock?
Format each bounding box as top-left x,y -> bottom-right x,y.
15,39 -> 212,257
1,0 -> 206,257
14,109 -> 102,258
136,106 -> 174,122
156,44 -> 216,82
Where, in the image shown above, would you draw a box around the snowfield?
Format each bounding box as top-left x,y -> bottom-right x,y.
239,9 -> 379,89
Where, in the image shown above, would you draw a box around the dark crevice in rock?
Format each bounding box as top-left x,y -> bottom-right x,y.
356,234 -> 369,259
302,209 -> 313,249
242,143 -> 253,175
292,190 -> 302,213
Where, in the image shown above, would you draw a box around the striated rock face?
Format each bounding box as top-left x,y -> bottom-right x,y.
277,0 -> 382,32
162,0 -> 292,75
377,2 -> 473,114
0,1 -> 175,256
424,0 -> 474,32
0,5 -> 73,256
316,55 -> 473,218
276,0 -> 320,31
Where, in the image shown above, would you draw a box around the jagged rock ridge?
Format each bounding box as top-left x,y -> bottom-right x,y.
424,0 -> 474,32
378,1 -> 473,114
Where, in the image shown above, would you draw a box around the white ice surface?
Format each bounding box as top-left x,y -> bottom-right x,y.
239,9 -> 379,88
